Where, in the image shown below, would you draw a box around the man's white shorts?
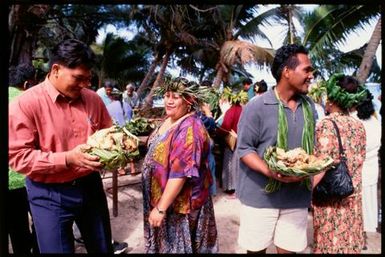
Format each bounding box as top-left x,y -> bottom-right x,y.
237,203 -> 308,252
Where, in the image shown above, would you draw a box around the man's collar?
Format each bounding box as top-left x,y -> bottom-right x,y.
263,86 -> 305,106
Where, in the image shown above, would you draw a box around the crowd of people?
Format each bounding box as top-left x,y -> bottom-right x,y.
8,38 -> 381,254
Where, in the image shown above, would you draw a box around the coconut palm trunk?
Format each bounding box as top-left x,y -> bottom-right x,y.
212,65 -> 225,88
357,17 -> 381,84
136,56 -> 160,100
141,50 -> 172,110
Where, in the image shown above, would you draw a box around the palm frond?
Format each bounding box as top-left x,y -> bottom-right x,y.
303,5 -> 380,58
220,40 -> 274,68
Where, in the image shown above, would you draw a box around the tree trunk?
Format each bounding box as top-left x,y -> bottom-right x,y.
357,17 -> 381,84
212,65 -> 224,89
9,5 -> 50,66
141,50 -> 171,110
136,56 -> 160,100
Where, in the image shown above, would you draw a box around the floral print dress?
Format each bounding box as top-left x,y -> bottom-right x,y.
312,112 -> 366,253
141,115 -> 218,253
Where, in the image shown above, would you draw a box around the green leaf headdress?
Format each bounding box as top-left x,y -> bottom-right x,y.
326,73 -> 368,109
221,87 -> 248,105
154,77 -> 212,109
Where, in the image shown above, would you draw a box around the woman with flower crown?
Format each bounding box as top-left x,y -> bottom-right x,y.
141,77 -> 218,253
312,74 -> 367,253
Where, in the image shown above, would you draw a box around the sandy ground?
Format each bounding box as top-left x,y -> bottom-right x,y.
73,167 -> 381,254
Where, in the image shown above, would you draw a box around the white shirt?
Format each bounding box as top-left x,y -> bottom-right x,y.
351,111 -> 381,186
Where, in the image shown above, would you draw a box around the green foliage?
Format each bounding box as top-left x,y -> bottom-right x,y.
326,73 -> 368,109
308,80 -> 327,104
221,87 -> 248,105
303,5 -> 379,56
124,117 -> 156,136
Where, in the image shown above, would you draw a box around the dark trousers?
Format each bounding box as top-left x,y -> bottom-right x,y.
8,187 -> 39,254
25,172 -> 113,253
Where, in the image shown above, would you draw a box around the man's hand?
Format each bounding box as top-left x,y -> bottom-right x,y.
269,170 -> 305,183
65,144 -> 103,171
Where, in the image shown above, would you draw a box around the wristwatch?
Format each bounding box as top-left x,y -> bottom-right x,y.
156,206 -> 165,215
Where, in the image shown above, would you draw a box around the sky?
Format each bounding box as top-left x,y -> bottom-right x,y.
95,5 -> 382,85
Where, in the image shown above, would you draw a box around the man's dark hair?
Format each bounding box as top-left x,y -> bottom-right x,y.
242,78 -> 252,85
256,79 -> 268,94
271,44 -> 308,82
49,39 -> 95,70
356,90 -> 375,120
9,63 -> 36,88
104,79 -> 116,89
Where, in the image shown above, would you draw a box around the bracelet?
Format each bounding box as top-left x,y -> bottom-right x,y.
156,206 -> 165,215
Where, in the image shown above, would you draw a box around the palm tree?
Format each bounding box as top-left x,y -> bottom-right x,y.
175,5 -> 275,88
356,17 -> 381,83
302,5 -> 380,81
267,5 -> 304,45
129,5 -> 206,109
92,32 -> 152,89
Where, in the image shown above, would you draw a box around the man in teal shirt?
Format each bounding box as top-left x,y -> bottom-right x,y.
242,78 -> 254,101
8,63 -> 39,254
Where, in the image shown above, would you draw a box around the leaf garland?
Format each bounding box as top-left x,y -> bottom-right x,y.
326,73 -> 368,109
265,88 -> 315,193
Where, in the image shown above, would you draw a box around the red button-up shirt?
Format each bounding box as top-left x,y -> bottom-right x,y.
8,77 -> 112,183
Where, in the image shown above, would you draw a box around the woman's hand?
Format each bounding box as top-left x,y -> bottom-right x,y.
148,207 -> 166,227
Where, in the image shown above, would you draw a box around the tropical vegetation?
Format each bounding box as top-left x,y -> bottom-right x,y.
8,4 -> 381,109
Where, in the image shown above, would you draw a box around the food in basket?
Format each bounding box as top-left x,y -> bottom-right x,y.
264,146 -> 334,177
86,125 -> 140,170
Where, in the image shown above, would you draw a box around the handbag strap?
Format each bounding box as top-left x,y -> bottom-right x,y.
330,119 -> 346,161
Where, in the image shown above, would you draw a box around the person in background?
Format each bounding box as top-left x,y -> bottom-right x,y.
8,39 -> 113,253
106,87 -> 135,177
253,79 -> 268,97
107,88 -> 132,126
236,44 -> 317,254
242,78 -> 254,101
8,63 -> 39,254
312,74 -> 367,253
141,77 -> 218,253
97,80 -> 114,106
350,90 -> 381,250
196,81 -> 217,196
122,83 -> 139,108
216,89 -> 245,199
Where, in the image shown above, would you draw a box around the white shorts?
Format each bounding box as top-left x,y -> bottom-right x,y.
237,204 -> 308,252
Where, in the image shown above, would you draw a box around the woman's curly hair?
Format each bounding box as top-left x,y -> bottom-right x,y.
356,90 -> 375,120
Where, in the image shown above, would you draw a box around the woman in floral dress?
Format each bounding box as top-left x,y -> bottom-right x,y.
141,77 -> 218,253
312,74 -> 368,253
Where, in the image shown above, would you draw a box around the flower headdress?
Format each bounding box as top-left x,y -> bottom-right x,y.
154,77 -> 212,108
326,73 -> 368,109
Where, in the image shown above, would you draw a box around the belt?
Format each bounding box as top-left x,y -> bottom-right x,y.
50,172 -> 99,187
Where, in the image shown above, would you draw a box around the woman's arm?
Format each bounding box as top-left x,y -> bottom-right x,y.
148,177 -> 186,227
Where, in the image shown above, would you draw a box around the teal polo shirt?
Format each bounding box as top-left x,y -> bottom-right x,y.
236,88 -> 318,209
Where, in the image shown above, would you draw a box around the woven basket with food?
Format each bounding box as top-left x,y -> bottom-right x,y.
264,146 -> 334,192
86,126 -> 140,171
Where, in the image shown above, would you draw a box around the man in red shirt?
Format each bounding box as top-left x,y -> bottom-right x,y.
9,39 -> 113,253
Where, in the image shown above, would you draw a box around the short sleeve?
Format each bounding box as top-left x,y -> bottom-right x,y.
314,118 -> 338,160
169,119 -> 204,179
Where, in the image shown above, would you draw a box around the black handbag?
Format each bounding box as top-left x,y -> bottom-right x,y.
312,120 -> 354,206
